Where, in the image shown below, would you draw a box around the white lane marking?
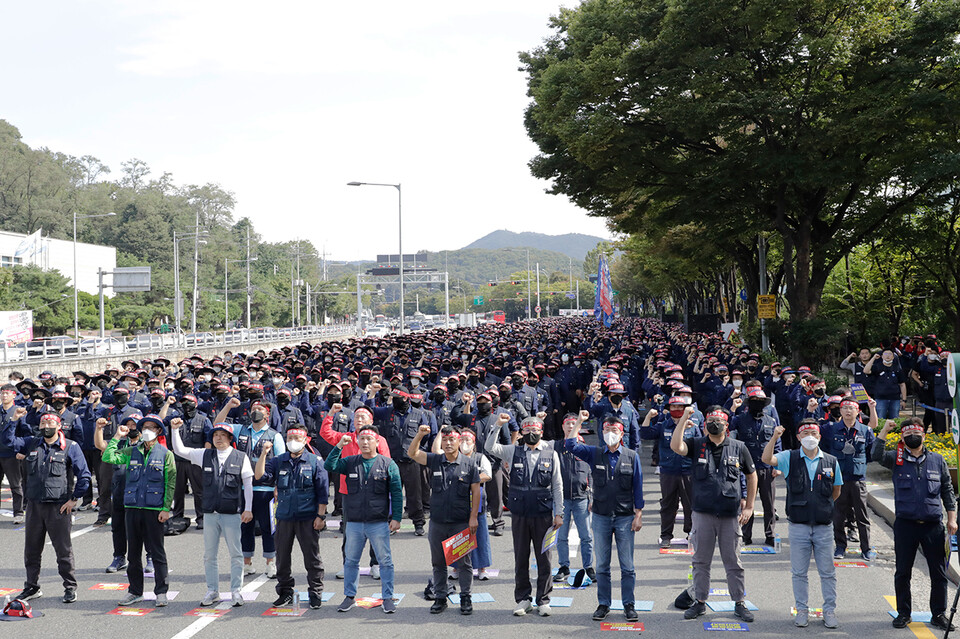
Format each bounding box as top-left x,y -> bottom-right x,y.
71,524 -> 96,539
169,573 -> 268,639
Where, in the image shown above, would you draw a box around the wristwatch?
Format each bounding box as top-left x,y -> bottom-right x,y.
316,514 -> 326,521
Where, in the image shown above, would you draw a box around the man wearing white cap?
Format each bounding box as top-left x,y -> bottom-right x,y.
763,418 -> 842,629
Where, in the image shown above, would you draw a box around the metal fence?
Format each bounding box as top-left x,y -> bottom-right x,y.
1,325 -> 356,364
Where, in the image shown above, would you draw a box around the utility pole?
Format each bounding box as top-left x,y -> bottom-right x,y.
759,235 -> 770,352
191,206 -> 200,332
246,225 -> 252,328
536,262 -> 541,318
526,249 -> 532,320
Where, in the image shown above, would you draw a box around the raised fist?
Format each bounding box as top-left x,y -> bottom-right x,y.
774,425 -> 785,438
96,417 -> 108,429
337,435 -> 352,449
497,412 -> 511,424
13,406 -> 27,420
261,440 -> 273,455
418,424 -> 432,436
170,417 -> 183,428
116,424 -> 129,438
166,396 -> 177,405
228,397 -> 241,408
579,410 -> 590,422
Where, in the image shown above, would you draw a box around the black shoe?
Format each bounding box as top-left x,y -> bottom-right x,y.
585,567 -> 597,582
15,587 -> 41,601
660,538 -> 672,549
846,529 -> 859,543
742,537 -> 753,546
273,592 -> 294,607
764,537 -> 776,547
460,594 -> 473,615
430,598 -> 448,614
684,601 -> 706,619
892,613 -> 911,629
62,589 -> 77,604
331,508 -> 342,517
734,601 -> 755,623
553,566 -> 570,583
414,524 -> 425,536
308,593 -> 322,609
931,614 -> 956,631
195,520 -> 203,531
624,603 -> 638,621
593,605 -> 610,620
93,517 -> 110,527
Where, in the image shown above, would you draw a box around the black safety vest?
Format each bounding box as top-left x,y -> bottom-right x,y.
180,412 -> 207,448
201,448 -> 245,514
691,438 -> 743,517
235,425 -> 278,488
556,441 -> 590,501
507,446 -> 554,517
591,447 -> 637,516
24,439 -> 74,503
384,407 -> 425,462
785,450 -> 837,525
343,454 -> 392,523
274,452 -> 322,520
428,453 -> 475,524
893,450 -> 950,521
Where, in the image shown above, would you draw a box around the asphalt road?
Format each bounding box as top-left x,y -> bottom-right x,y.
0,438 -> 950,639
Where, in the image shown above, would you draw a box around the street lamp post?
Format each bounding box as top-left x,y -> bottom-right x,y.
226,257 -> 258,329
348,181 -> 403,335
73,211 -> 115,338
174,231 -> 207,337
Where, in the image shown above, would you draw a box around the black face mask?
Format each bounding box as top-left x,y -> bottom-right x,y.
512,379 -> 523,390
706,420 -> 725,435
446,381 -> 459,393
248,392 -> 262,401
277,396 -> 290,408
328,393 -> 342,404
52,402 -> 66,412
431,391 -> 445,403
151,398 -> 164,409
97,379 -> 110,389
476,402 -> 491,416
393,398 -> 409,413
217,391 -> 229,400
114,395 -> 128,407
468,375 -> 479,384
251,410 -> 265,423
182,403 -> 197,418
829,407 -> 841,419
522,432 -> 541,446
70,390 -> 83,398
813,388 -> 825,397
747,400 -> 765,416
41,427 -> 58,439
499,391 -> 511,402
903,434 -> 923,449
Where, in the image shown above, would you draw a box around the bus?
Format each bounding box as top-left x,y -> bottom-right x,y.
492,311 -> 505,324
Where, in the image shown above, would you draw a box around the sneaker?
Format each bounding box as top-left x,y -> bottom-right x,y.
155,593 -> 168,607
491,527 -> 504,537
231,590 -> 244,607
201,591 -> 219,607
585,567 -> 597,582
513,599 -> 533,616
764,537 -> 776,548
552,566 -> 570,583
195,520 -> 203,531
265,560 -> 277,579
833,547 -> 845,560
862,548 -> 878,561
337,596 -> 355,612
477,568 -> 490,581
12,515 -> 23,525
15,587 -> 41,601
93,516 -> 109,527
660,538 -> 672,549
309,593 -> 323,609
892,613 -> 911,628
336,568 -> 345,579
742,537 -> 752,546
118,593 -> 143,606
593,604 -> 611,620
623,603 -> 638,621
273,591 -> 294,607
684,601 -> 706,620
823,610 -> 839,628
144,558 -> 154,574
538,603 -> 552,617
382,597 -> 396,614
930,614 -> 956,631
414,524 -> 425,536
430,598 -> 448,614
846,529 -> 859,543
795,608 -> 809,627
734,601 -> 754,622
243,562 -> 256,576
460,593 -> 473,615
62,588 -> 77,604
371,565 -> 381,580
77,502 -> 92,511
106,556 -> 127,573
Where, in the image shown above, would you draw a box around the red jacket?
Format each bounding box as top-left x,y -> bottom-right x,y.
319,414 -> 391,493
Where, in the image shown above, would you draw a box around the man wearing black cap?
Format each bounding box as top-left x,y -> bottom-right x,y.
161,393 -> 211,530
0,384 -> 28,524
94,387 -> 141,525
5,412 -> 90,604
729,388 -> 780,547
102,414 -> 177,607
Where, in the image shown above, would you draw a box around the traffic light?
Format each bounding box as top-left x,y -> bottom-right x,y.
512,281 -> 520,285
488,282 -> 497,287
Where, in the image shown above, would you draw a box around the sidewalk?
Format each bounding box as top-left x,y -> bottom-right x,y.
864,462 -> 960,584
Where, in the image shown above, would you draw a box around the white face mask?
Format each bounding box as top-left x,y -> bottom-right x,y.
410,379 -> 420,387
800,435 -> 819,451
286,439 -> 305,453
141,429 -> 158,442
603,431 -> 622,447
459,443 -> 474,455
732,379 -> 742,388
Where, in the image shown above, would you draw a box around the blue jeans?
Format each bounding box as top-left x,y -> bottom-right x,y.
874,399 -> 901,421
344,521 -> 394,599
203,513 -> 244,592
789,522 -> 836,614
592,514 -> 636,606
558,498 -> 593,569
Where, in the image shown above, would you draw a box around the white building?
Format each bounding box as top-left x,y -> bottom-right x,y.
0,229 -> 116,295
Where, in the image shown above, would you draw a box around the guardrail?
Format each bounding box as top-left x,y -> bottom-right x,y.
0,325 -> 356,364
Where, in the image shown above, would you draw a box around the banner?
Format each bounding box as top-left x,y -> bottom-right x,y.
0,311 -> 33,345
442,528 -> 477,565
594,255 -> 615,328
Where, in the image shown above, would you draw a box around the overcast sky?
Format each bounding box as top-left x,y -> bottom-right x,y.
3,0 -> 611,261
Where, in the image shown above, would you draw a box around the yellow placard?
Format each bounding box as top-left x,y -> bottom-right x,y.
758,295 -> 776,319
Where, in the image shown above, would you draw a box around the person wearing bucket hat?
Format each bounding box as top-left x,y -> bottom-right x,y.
565,411 -> 644,623
0,384 -> 28,525
547,413 -> 595,588
730,388 -> 780,547
163,393 -> 211,531
101,414 -> 177,607
762,419 -> 842,629
171,422 -> 253,607
93,386 -> 141,526
873,418 -> 958,631
3,412 -> 90,604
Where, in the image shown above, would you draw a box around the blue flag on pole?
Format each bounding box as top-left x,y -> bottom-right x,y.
594,255 -> 614,327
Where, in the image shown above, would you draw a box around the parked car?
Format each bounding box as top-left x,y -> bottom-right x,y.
79,337 -> 126,355
184,332 -> 216,347
24,336 -> 80,358
222,329 -> 250,344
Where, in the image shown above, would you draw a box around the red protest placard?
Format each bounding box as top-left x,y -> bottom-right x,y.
261,607 -> 305,617
107,607 -> 153,616
185,607 -> 229,618
601,622 -> 645,631
90,583 -> 129,591
442,528 -> 477,566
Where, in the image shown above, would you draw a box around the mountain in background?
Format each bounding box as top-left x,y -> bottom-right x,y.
461,230 -> 608,261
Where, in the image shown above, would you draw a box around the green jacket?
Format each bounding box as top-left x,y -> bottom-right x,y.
102,438 -> 177,511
